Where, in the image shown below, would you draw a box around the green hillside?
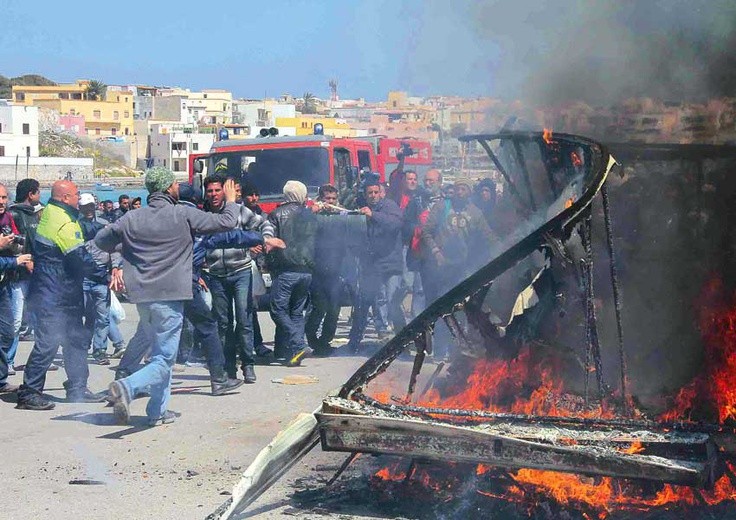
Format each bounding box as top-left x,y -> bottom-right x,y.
0,74 -> 56,99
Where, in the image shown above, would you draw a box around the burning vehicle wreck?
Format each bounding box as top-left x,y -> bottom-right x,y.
210,131 -> 736,519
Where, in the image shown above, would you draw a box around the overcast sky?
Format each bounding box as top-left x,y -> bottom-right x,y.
2,0 -> 734,104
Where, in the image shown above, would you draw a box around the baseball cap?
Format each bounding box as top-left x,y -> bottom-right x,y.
80,193 -> 96,206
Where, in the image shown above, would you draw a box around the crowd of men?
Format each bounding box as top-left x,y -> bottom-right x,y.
0,166 -> 497,427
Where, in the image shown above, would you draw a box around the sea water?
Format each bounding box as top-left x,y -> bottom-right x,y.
30,186 -> 150,206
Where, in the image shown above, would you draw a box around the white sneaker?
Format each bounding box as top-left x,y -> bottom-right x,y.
7,363 -> 16,376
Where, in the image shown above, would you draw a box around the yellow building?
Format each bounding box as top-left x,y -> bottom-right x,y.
12,80 -> 135,138
387,91 -> 408,109
275,116 -> 355,137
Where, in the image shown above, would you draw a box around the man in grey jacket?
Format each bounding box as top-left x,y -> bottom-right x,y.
203,174 -> 275,384
97,167 -> 239,426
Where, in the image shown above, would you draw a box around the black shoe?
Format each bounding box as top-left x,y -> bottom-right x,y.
110,346 -> 126,359
148,410 -> 180,427
211,377 -> 244,396
92,353 -> 111,365
16,392 -> 55,411
67,387 -> 108,403
0,382 -> 19,394
284,347 -> 313,367
254,344 -> 272,357
108,381 -> 131,425
243,365 -> 257,384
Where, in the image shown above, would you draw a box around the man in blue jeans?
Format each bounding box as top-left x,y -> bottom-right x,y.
346,180 -> 405,353
203,175 -> 274,383
0,248 -> 33,394
98,168 -> 239,426
267,181 -> 318,366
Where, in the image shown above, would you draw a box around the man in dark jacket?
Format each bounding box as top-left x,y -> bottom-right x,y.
113,194 -> 130,221
267,180 -> 318,366
241,182 -> 270,358
7,178 -> 41,373
17,181 -> 106,410
79,193 -> 124,365
305,184 -> 346,356
346,179 -> 405,352
100,200 -> 117,223
100,168 -> 240,426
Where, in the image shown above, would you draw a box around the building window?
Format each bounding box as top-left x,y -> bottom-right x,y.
113,111 -> 120,120
15,93 -> 25,102
125,128 -> 129,135
192,142 -> 199,151
163,159 -> 166,167
72,93 -> 82,100
301,122 -> 308,128
70,109 -> 76,116
173,159 -> 183,171
0,123 -> 2,133
26,146 -> 30,157
93,110 -> 101,119
95,128 -> 101,135
203,94 -> 208,99
124,111 -> 130,118
59,93 -> 69,99
22,123 -> 30,134
172,142 -> 186,152
111,127 -> 117,135
223,103 -> 227,111
0,146 -> 4,156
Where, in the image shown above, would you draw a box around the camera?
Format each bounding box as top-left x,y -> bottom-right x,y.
397,142 -> 415,159
13,235 -> 25,247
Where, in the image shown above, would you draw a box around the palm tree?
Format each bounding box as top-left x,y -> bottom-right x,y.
301,92 -> 317,114
86,80 -> 107,101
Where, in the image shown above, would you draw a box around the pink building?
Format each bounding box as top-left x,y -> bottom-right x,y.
58,114 -> 87,137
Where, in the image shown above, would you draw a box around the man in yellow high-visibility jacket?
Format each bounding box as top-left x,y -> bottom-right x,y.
17,181 -> 105,410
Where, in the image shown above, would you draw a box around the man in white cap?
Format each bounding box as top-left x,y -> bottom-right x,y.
266,180 -> 317,366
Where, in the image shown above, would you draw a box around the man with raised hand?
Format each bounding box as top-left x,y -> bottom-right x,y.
98,168 -> 240,426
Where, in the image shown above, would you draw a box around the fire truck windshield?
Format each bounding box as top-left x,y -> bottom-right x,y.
210,147 -> 329,201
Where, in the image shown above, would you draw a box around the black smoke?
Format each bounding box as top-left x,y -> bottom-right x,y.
468,0 -> 736,105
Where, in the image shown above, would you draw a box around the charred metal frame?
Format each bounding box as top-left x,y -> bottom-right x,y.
338,132 -> 612,400
320,132 -> 734,488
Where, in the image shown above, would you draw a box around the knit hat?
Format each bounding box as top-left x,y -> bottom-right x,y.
283,180 -> 307,204
178,182 -> 201,204
144,166 -> 176,194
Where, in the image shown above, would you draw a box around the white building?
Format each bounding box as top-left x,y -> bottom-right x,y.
148,123 -> 216,176
134,87 -> 234,126
0,101 -> 39,158
232,99 -> 296,137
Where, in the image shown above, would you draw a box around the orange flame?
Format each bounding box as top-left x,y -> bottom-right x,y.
367,274 -> 736,516
543,128 -> 553,145
660,275 -> 736,423
571,150 -> 583,167
621,440 -> 644,454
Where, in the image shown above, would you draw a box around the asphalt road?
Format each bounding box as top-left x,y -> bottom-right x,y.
1,303 -> 375,520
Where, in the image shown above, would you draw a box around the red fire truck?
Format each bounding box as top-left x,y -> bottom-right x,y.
188,130 -> 432,212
